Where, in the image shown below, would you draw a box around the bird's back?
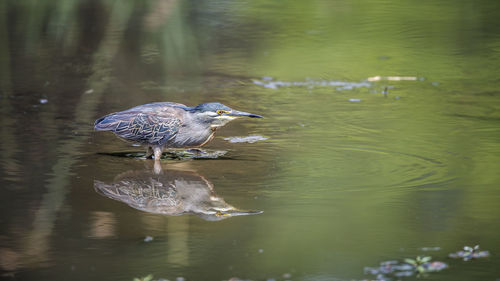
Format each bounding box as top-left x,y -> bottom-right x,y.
94,102 -> 185,145
120,102 -> 187,113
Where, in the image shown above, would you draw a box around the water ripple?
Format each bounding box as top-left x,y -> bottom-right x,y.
333,145 -> 455,189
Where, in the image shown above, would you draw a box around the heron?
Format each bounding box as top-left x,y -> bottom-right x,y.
94,102 -> 263,159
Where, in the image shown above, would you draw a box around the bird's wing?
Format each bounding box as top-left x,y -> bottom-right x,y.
103,111 -> 182,145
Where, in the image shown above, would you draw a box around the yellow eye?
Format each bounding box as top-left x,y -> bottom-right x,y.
216,110 -> 227,115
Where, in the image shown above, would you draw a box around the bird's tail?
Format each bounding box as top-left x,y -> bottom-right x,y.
94,114 -> 119,131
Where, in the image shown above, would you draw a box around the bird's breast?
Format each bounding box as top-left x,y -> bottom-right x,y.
169,125 -> 215,148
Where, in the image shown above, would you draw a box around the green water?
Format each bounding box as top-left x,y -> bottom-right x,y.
1,1 -> 500,280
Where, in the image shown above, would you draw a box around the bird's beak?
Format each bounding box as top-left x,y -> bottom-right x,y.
227,110 -> 264,118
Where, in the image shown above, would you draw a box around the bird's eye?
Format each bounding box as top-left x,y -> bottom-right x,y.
216,110 -> 226,115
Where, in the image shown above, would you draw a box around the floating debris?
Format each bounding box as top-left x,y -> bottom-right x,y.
252,78 -> 371,91
364,260 -> 413,277
253,75 -> 426,92
179,149 -> 228,159
85,89 -> 94,94
144,236 -> 154,242
133,274 -> 154,281
367,76 -> 419,82
382,86 -> 389,96
420,246 -> 441,252
348,98 -> 362,102
449,245 -> 490,261
226,278 -> 252,281
364,256 -> 447,280
224,135 -> 268,143
426,261 -> 448,271
404,256 -> 448,273
39,98 -> 48,104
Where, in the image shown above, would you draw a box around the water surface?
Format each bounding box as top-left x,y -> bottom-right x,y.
1,1 -> 500,280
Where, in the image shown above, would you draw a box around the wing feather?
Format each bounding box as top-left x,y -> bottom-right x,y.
95,111 -> 181,145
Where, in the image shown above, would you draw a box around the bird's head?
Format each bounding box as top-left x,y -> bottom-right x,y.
189,102 -> 263,128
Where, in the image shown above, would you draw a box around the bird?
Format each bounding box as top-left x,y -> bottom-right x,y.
94,102 -> 263,160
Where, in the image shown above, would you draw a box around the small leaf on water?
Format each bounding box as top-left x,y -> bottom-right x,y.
421,256 -> 432,263
404,258 -> 416,265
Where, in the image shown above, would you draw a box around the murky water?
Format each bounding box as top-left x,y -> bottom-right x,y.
1,1 -> 500,280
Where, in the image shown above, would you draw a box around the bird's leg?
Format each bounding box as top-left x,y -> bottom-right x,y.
153,146 -> 163,160
145,146 -> 154,159
153,160 -> 163,174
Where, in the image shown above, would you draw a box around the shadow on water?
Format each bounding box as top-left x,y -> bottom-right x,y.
98,149 -> 230,160
94,161 -> 262,221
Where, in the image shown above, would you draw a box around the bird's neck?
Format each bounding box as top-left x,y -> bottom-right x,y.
177,113 -> 216,147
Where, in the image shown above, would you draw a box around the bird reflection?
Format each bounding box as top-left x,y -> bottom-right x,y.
94,162 -> 262,221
